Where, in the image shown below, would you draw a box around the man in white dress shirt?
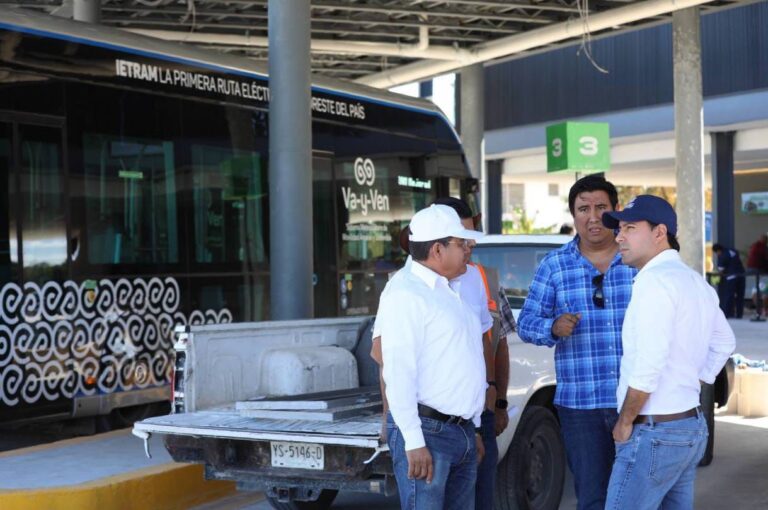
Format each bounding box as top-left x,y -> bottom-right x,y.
601,195 -> 735,510
371,197 -> 501,508
377,204 -> 486,510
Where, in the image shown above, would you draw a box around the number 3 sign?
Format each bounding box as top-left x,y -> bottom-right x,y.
546,122 -> 610,174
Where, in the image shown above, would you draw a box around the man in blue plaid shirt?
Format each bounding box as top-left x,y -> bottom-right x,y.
518,175 -> 636,510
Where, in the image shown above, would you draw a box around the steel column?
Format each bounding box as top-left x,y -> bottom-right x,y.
74,0 -> 100,23
486,160 -> 503,234
711,131 -> 735,248
268,0 -> 313,319
459,64 -> 485,224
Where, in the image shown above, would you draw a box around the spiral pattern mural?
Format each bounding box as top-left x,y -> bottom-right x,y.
0,277 -> 231,406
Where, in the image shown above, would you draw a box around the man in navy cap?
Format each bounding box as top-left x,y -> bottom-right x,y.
601,195 -> 735,509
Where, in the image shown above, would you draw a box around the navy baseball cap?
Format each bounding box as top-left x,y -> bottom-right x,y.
601,195 -> 677,236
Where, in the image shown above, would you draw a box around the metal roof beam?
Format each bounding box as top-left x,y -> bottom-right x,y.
300,1 -> 555,24
357,0 -> 719,87
418,0 -> 583,13
195,0 -> 583,14
101,7 -> 525,33
125,26 -> 473,60
108,19 -> 486,42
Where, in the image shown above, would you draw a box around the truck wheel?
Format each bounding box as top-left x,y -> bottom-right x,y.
266,489 -> 338,510
495,406 -> 565,510
699,382 -> 715,467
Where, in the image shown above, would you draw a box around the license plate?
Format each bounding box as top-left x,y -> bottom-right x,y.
270,441 -> 325,470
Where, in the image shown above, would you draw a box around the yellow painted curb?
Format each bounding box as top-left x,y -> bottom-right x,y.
0,462 -> 236,510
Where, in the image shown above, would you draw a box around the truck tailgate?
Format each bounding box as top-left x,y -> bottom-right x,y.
134,410 -> 383,449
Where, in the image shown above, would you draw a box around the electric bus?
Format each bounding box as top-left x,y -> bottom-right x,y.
0,7 -> 471,425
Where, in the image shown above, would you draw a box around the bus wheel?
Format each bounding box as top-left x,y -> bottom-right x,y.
266,489 -> 338,510
495,406 -> 565,510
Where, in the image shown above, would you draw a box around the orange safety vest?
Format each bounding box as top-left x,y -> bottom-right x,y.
470,261 -> 497,343
471,262 -> 497,313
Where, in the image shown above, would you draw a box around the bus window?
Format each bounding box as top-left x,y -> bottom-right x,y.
189,274 -> 268,323
83,134 -> 178,265
190,145 -> 266,268
18,124 -> 67,284
0,122 -> 14,284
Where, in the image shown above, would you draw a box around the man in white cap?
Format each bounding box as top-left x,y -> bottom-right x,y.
378,204 -> 486,510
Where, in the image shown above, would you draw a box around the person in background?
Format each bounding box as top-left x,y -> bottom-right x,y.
746,233 -> 768,317
746,233 -> 768,272
517,175 -> 636,510
602,195 -> 735,509
712,243 -> 746,318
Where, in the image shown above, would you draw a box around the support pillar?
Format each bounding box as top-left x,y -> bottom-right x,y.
673,7 -> 705,274
419,80 -> 433,100
268,0 -> 313,319
486,160 -> 503,234
74,0 -> 100,23
459,64 -> 486,227
711,131 -> 735,248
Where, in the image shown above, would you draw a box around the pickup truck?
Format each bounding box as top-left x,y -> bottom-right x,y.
133,234 -> 731,509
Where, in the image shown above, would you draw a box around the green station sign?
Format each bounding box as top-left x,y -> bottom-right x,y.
546,122 -> 610,173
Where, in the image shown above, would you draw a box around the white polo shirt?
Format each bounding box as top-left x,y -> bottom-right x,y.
617,249 -> 736,415
377,260 -> 487,451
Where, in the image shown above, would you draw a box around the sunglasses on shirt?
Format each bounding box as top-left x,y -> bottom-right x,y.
592,274 -> 605,309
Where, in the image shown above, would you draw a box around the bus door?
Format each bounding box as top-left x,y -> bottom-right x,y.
0,113 -> 72,421
313,153 -> 339,318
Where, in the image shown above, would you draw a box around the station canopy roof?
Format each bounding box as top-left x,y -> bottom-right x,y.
7,0 -> 753,87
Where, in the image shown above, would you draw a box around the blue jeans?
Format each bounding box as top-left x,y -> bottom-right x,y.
555,406 -> 618,510
605,413 -> 708,510
475,410 -> 499,510
386,412 -> 477,510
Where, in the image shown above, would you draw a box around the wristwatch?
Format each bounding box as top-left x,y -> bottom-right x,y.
495,398 -> 509,410
487,381 -> 497,388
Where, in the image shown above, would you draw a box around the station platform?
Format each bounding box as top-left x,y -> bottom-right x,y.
0,318 -> 764,510
0,429 -> 240,510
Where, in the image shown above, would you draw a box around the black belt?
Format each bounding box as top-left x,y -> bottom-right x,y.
634,407 -> 700,425
417,404 -> 471,426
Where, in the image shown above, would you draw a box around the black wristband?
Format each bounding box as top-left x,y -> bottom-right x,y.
487,381 -> 497,388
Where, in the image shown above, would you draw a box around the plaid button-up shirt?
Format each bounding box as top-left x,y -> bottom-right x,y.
517,236 -> 637,409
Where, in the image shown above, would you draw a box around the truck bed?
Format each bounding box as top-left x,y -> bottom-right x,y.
135,409 -> 383,449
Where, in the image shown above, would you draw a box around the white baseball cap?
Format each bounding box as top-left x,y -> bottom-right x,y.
408,204 -> 484,242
